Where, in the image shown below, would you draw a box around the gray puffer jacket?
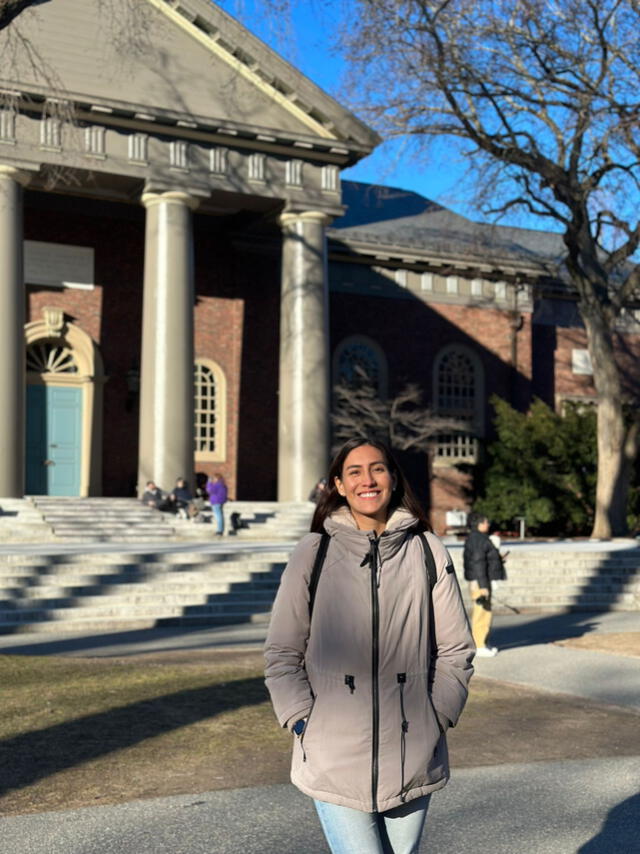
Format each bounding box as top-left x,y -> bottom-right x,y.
264,507 -> 475,813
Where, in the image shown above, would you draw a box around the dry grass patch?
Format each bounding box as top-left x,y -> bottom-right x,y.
0,650 -> 289,816
554,632 -> 640,658
1,648 -> 638,816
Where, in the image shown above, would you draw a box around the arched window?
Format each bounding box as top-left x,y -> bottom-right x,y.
433,346 -> 484,463
194,358 -> 226,461
27,341 -> 78,375
333,335 -> 388,397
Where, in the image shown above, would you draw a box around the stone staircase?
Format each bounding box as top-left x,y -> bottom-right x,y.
32,497 -> 176,542
0,543 -> 637,635
495,549 -> 640,612
448,545 -> 640,613
224,501 -> 314,541
0,498 -> 55,543
22,497 -> 313,544
0,546 -> 292,633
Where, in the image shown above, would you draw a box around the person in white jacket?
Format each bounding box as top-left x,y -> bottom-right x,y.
265,437 -> 475,854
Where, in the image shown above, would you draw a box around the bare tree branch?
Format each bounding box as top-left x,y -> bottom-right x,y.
332,368 -> 462,454
332,0 -> 640,535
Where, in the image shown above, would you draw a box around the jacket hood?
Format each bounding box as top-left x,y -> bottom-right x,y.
324,505 -> 419,564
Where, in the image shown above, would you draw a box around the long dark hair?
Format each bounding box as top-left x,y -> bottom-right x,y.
310,437 -> 431,533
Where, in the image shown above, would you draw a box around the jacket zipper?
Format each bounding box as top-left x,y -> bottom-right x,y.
370,543 -> 380,813
397,673 -> 408,801
299,696 -> 316,763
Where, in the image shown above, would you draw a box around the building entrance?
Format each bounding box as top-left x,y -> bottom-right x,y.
24,314 -> 104,497
26,384 -> 83,495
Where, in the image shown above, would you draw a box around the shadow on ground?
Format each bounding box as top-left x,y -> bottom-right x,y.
0,677 -> 267,796
577,792 -> 640,852
488,611 -> 607,650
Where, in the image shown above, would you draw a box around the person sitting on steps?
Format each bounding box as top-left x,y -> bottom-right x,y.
141,481 -> 174,513
170,477 -> 193,519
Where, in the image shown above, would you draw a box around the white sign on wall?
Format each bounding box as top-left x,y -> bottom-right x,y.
571,348 -> 593,375
24,241 -> 95,289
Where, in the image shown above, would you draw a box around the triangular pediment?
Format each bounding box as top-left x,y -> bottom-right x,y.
0,0 -> 378,153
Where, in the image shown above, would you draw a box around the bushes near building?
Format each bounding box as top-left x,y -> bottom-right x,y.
475,397 -> 598,536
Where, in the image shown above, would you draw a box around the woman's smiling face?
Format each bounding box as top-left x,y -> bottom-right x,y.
334,444 -> 396,531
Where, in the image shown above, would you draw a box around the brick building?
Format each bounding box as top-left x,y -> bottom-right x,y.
1,0 -> 638,534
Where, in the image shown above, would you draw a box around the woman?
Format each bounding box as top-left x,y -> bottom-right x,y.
264,438 -> 475,854
206,472 -> 228,536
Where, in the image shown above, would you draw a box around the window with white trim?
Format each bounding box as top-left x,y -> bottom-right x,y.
420,273 -> 433,292
333,335 -> 388,397
27,341 -> 78,374
446,275 -> 458,294
395,269 -> 407,288
433,346 -> 483,463
194,359 -> 226,461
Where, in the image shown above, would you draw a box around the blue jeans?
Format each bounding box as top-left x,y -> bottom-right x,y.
212,503 -> 224,534
314,796 -> 431,854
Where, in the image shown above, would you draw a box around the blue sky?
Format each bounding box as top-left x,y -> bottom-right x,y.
217,0 -> 522,227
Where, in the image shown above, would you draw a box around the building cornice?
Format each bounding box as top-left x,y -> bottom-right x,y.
3,88 -> 370,166
148,0 -> 380,153
328,232 -> 559,285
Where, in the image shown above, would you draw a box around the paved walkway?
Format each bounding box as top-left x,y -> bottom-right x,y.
2,609 -> 638,852
3,757 -> 638,853
474,610 -> 640,710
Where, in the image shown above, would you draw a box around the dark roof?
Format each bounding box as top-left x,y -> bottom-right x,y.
330,182 -> 566,275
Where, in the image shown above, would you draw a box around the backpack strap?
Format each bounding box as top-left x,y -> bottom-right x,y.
417,531 -> 438,592
417,531 -> 439,672
308,532 -> 330,620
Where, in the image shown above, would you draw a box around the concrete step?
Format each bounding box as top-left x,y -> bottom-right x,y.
49,534 -> 175,541
1,579 -> 283,601
0,610 -> 273,634
0,586 -> 280,607
0,550 -> 291,567
505,557 -> 640,569
0,567 -> 285,584
0,597 -> 276,621
0,556 -> 286,574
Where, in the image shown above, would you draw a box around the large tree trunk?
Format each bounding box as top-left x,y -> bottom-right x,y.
583,312 -> 631,538
0,1 -> 49,32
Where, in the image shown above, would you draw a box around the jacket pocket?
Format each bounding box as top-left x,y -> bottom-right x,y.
382,673 -> 444,802
427,692 -> 445,739
298,695 -> 317,762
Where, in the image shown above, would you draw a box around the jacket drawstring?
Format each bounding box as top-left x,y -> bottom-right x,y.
360,536 -> 382,587
344,674 -> 356,694
397,673 -> 408,801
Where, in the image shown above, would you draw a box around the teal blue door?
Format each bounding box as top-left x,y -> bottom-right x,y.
26,385 -> 82,495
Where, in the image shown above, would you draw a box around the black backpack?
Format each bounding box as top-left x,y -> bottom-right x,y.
308,531 -> 438,619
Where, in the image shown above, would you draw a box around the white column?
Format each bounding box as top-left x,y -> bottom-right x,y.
138,190 -> 197,494
0,165 -> 28,496
278,211 -> 332,501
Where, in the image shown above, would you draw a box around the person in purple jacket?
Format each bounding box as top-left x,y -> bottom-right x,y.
206,473 -> 228,535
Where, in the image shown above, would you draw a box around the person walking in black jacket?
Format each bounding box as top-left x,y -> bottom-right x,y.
463,512 -> 506,657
